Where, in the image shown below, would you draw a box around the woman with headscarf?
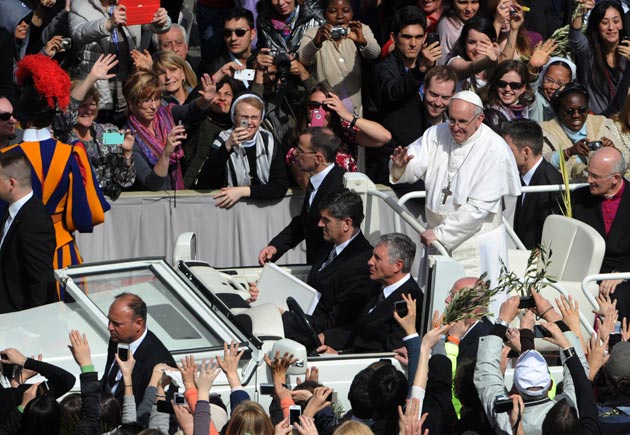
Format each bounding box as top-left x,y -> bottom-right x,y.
200,93 -> 289,208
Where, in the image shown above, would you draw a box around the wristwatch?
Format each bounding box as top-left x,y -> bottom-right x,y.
495,318 -> 509,328
562,347 -> 576,360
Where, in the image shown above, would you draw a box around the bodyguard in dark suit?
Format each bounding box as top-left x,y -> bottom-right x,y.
283,189 -> 375,348
259,127 -> 345,265
572,148 -> 630,319
0,152 -> 56,314
503,120 -> 563,249
319,233 -> 422,353
102,293 -> 177,406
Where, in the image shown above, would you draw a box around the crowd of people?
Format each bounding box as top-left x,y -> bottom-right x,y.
2,0 -> 630,433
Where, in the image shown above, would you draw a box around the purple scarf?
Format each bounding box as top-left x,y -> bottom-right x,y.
129,104 -> 184,189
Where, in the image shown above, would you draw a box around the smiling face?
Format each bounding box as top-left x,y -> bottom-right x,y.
76,96 -> 98,130
325,0 -> 353,25
496,70 -> 526,106
455,0 -> 479,21
158,66 -> 186,94
558,92 -> 588,132
394,24 -> 426,62
14,20 -> 29,40
233,101 -> 262,141
210,83 -> 234,115
541,64 -> 571,101
425,77 -> 456,119
418,0 -> 442,15
367,243 -> 400,283
598,6 -> 623,45
465,29 -> 493,61
271,0 -> 296,18
131,95 -> 161,123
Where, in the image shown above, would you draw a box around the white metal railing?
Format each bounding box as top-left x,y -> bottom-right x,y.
394,183 -> 590,251
367,189 -> 449,256
582,272 -> 630,312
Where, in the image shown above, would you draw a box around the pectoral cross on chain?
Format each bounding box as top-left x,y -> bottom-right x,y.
441,183 -> 452,205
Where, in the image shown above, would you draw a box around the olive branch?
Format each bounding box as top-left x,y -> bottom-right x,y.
493,243 -> 556,298
443,273 -> 501,324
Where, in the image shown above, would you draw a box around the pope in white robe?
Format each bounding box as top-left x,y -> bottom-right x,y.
390,91 -> 521,311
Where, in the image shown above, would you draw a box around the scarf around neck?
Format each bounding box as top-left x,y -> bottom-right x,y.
128,104 -> 185,189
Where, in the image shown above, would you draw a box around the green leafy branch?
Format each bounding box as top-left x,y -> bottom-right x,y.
493,244 -> 556,298
443,273 -> 502,323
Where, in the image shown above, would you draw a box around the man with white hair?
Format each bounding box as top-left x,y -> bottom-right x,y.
390,90 -> 521,292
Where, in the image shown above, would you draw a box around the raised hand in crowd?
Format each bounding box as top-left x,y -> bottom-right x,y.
172,403 -> 194,435
179,355 -> 198,390
419,40 -> 442,73
68,330 -> 93,369
539,320 -> 572,349
216,341 -> 244,389
296,366 -> 319,385
294,415 -> 318,435
505,328 -> 521,353
20,382 -> 40,409
594,293 -> 617,317
556,295 -> 587,351
617,38 -> 630,60
195,74 -> 217,110
313,24 -> 333,48
303,386 -> 333,417
394,292 -> 417,337
596,306 -> 618,342
531,288 -> 562,323
398,397 -> 428,435
347,21 -> 367,46
19,354 -> 43,385
586,332 -> 608,380
165,124 -> 187,157
131,49 -> 153,71
195,359 -> 221,401
106,4 -> 128,30
528,39 -> 557,70
212,61 -> 245,83
264,351 -> 296,401
114,348 -> 136,394
151,7 -> 169,28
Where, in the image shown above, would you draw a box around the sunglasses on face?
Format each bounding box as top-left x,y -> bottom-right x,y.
223,28 -> 249,38
0,112 -> 13,121
307,101 -> 328,110
496,80 -> 524,89
564,107 -> 589,116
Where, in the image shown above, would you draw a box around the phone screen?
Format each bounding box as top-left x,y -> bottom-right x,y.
117,344 -> 129,361
289,406 -> 301,425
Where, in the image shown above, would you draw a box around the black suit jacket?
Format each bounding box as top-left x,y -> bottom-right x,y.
101,330 -> 177,406
0,195 -> 56,314
458,316 -> 493,362
572,180 -> 630,273
307,232 -> 375,335
269,165 -> 345,264
514,159 -> 563,249
327,276 -> 422,352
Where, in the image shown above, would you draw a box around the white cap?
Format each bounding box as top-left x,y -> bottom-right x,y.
451,90 -> 484,110
513,350 -> 551,397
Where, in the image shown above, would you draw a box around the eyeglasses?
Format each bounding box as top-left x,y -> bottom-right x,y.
139,97 -> 160,106
0,112 -> 13,121
564,107 -> 589,116
294,146 -> 318,155
496,80 -> 524,89
307,101 -> 328,110
447,113 -> 479,128
235,114 -> 261,122
584,170 -> 615,181
223,28 -> 249,38
161,39 -> 185,48
542,76 -> 568,88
